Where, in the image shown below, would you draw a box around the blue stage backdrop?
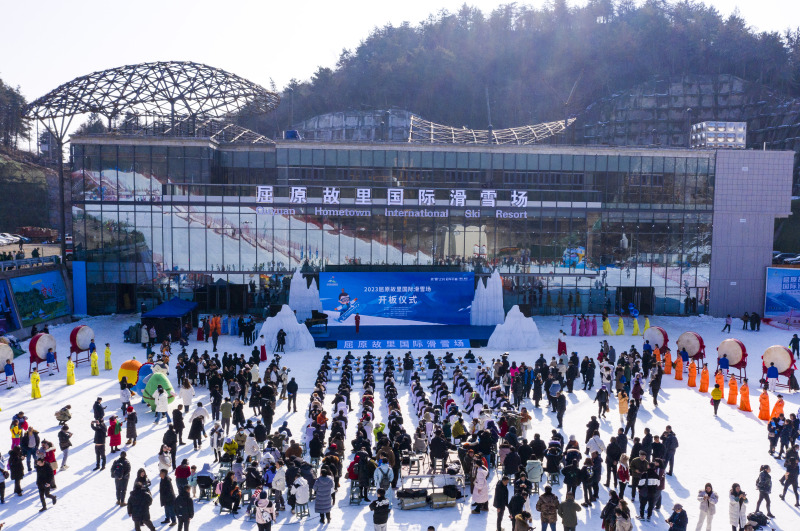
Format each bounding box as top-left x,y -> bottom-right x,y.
320,272 -> 474,326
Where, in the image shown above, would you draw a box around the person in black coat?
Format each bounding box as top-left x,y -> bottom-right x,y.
625,400 -> 640,438
9,446 -> 25,496
187,416 -> 204,450
493,476 -> 510,531
92,419 -> 107,470
554,391 -> 567,428
649,367 -> 663,407
532,375 -> 543,408
429,430 -> 456,472
163,426 -> 178,469
35,457 -> 57,511
93,397 -> 106,421
112,451 -> 132,506
585,417 -> 600,444
158,469 -> 177,525
173,485 -> 194,531
604,438 -> 623,489
128,483 -> 156,530
530,434 -> 547,461
641,428 -> 653,460
508,489 -> 528,519
172,406 -> 185,446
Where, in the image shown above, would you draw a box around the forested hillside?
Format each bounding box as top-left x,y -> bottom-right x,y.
243,0 -> 800,135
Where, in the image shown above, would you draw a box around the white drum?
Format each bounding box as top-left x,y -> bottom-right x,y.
717,339 -> 746,367
70,325 -> 94,351
676,332 -> 703,357
0,343 -> 13,362
643,326 -> 668,349
763,345 -> 793,374
29,333 -> 57,362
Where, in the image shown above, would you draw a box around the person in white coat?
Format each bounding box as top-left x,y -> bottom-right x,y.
178,380 -> 195,414
140,325 -> 149,348
209,423 -> 224,462
289,475 -> 310,512
728,483 -> 748,531
154,386 -> 172,424
244,435 -> 262,462
471,463 -> 490,513
272,461 -> 287,510
695,482 -> 718,531
586,432 -> 606,455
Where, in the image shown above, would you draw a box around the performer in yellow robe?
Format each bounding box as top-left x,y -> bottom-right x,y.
104,343 -> 113,371
66,356 -> 76,385
687,362 -> 697,387
674,357 -> 683,380
643,317 -> 650,332
90,350 -> 99,376
31,368 -> 41,399
664,349 -> 672,375
616,317 -> 625,335
727,377 -> 738,405
738,380 -> 752,412
602,317 -> 612,335
758,391 -> 770,420
699,365 -> 710,393
632,318 -> 640,336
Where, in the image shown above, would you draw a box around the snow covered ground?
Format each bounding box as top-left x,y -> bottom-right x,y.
1,313 -> 798,530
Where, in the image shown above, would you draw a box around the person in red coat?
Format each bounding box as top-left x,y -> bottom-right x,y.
108,415 -> 123,453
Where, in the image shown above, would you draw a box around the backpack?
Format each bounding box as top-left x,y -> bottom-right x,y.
747,511 -> 768,527
347,461 -> 359,480
378,468 -> 391,490
112,460 -> 125,479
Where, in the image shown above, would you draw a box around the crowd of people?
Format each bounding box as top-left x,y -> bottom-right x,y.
2,326 -> 799,531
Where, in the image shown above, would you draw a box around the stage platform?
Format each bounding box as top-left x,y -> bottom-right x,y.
311,325 -> 495,349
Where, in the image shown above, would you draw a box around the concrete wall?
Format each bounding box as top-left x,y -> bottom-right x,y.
709,150 -> 794,317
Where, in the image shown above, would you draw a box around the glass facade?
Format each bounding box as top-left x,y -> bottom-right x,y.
70,140 -> 714,316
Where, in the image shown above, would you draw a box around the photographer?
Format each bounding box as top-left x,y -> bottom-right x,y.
728,483 -> 747,531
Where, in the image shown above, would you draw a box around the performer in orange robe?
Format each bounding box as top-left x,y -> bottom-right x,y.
674,357 -> 683,380
687,362 -> 697,387
698,363 -> 709,393
771,395 -> 785,419
738,380 -> 752,412
699,365 -> 710,393
715,371 -> 725,399
654,347 -> 662,364
758,391 -> 771,420
727,377 -> 738,405
664,350 -> 672,375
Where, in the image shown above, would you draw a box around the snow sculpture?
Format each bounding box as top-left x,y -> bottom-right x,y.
471,270 -> 505,326
288,268 -> 322,321
487,306 -> 542,350
259,305 -> 316,352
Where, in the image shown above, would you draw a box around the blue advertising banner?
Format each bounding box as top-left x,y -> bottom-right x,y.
0,280 -> 21,333
320,272 -> 474,326
9,271 -> 70,327
337,338 -> 469,350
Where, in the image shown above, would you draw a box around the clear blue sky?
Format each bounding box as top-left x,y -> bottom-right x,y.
1,0 -> 795,102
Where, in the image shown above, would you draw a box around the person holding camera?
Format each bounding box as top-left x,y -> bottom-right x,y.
695,482 -> 718,531
728,483 -> 748,531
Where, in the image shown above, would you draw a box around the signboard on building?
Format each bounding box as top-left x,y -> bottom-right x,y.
9,271 -> 70,327
319,272 -> 474,326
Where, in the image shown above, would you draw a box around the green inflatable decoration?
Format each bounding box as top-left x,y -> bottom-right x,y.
141,371 -> 176,411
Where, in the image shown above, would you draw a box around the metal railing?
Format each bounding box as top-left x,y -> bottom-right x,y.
0,256 -> 59,271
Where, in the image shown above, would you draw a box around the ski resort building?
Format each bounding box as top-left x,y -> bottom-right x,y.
68,131 -> 793,318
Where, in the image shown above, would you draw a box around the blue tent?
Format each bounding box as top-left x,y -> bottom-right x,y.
141,298 -> 198,343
